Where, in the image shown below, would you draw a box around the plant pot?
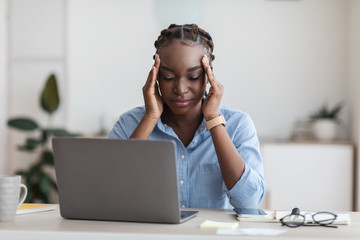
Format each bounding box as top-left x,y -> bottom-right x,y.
312,119 -> 338,141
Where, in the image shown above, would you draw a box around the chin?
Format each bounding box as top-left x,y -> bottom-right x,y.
165,100 -> 202,116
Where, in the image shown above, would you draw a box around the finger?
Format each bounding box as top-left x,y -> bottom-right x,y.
149,66 -> 160,94
145,66 -> 155,87
152,54 -> 161,83
145,55 -> 160,87
154,54 -> 160,69
202,55 -> 216,87
155,80 -> 161,97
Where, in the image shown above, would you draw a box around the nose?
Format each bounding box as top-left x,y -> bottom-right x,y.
174,78 -> 188,95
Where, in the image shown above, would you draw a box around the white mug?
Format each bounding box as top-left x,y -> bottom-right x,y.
0,175 -> 27,222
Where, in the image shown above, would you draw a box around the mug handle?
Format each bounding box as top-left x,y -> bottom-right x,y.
17,184 -> 28,208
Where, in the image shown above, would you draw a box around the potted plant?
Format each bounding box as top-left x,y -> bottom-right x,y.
310,102 -> 343,141
7,74 -> 81,203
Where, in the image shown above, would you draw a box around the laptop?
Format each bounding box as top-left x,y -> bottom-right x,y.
52,137 -> 198,224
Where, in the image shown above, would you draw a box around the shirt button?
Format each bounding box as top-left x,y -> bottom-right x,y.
194,140 -> 198,144
181,155 -> 185,159
180,180 -> 184,185
182,205 -> 186,208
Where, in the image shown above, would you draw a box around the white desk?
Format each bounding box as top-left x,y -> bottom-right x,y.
1,207 -> 360,239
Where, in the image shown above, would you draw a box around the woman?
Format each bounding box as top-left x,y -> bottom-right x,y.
109,24 -> 265,209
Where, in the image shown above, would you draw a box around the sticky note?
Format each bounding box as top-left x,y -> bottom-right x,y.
200,220 -> 239,229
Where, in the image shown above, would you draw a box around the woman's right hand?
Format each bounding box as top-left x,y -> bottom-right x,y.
142,54 -> 163,121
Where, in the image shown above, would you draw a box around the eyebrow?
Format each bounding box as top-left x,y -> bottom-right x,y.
160,65 -> 203,73
187,66 -> 202,72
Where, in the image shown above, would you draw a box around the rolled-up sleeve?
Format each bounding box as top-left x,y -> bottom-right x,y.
223,113 -> 265,208
108,107 -> 147,139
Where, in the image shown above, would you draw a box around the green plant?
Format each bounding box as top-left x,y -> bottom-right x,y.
7,74 -> 80,203
310,102 -> 343,121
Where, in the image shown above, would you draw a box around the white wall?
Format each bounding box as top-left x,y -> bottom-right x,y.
67,0 -> 349,141
348,0 -> 360,211
0,0 -> 8,173
4,0 -> 358,177
6,0 -> 66,173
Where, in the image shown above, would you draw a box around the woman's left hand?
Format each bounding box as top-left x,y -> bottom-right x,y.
201,55 -> 224,120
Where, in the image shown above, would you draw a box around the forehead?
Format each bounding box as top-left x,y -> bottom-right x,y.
158,40 -> 206,69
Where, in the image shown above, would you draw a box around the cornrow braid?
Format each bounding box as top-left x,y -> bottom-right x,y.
154,24 -> 215,62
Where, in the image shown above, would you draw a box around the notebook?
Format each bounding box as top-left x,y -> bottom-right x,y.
52,137 -> 198,224
17,204 -> 57,215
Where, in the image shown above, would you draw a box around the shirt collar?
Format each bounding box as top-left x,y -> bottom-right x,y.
156,115 -> 207,136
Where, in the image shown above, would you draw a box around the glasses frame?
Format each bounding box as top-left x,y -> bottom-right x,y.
280,209 -> 338,228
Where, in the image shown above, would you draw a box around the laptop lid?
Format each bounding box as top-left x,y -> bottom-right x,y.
52,138 -> 197,224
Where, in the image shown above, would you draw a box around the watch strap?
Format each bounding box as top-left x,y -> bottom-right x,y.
205,114 -> 226,131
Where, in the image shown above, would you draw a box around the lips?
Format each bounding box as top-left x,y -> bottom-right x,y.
171,99 -> 192,107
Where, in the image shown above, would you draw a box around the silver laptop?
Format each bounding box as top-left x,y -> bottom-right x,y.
52,138 -> 198,224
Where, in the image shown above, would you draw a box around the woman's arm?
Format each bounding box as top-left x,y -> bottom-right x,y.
130,54 -> 163,139
209,124 -> 245,190
201,55 -> 245,190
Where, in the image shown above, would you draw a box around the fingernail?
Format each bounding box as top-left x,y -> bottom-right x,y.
204,55 -> 208,64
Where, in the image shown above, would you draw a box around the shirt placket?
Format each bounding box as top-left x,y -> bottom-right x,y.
178,149 -> 188,208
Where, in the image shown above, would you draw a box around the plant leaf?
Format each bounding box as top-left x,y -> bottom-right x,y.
39,172 -> 51,196
310,102 -> 343,120
18,138 -> 42,151
40,74 -> 60,114
18,145 -> 35,152
42,150 -> 54,166
43,173 -> 57,190
25,185 -> 33,203
50,178 -> 58,190
41,129 -> 48,143
7,118 -> 39,131
26,164 -> 40,185
48,128 -> 82,137
329,102 -> 343,119
15,170 -> 27,176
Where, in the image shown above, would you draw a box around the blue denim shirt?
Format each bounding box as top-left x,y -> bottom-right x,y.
108,105 -> 265,209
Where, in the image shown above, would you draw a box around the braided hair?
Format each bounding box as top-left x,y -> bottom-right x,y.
154,24 -> 215,62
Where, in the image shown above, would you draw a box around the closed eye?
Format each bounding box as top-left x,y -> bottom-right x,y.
188,76 -> 200,81
159,72 -> 175,81
162,76 -> 175,81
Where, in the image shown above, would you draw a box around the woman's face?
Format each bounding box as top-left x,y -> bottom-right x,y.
158,40 -> 208,116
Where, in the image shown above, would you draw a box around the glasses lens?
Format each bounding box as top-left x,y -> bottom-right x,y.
313,212 -> 337,225
281,215 -> 305,227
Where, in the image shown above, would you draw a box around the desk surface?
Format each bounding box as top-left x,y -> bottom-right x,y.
1,207 -> 360,239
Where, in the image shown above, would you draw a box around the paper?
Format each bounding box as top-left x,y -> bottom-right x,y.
217,228 -> 287,236
200,220 -> 239,229
237,210 -> 351,225
275,211 -> 351,225
16,203 -> 57,215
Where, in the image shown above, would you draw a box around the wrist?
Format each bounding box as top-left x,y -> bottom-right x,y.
205,114 -> 226,131
204,114 -> 219,121
143,113 -> 160,123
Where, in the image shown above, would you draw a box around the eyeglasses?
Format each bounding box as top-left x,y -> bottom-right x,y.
280,208 -> 338,228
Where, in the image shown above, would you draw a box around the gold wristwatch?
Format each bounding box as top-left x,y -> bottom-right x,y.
205,114 -> 226,131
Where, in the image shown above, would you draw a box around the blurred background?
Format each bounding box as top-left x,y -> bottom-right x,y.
0,0 -> 359,209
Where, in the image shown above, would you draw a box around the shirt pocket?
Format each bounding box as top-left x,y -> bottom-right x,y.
200,163 -> 224,199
